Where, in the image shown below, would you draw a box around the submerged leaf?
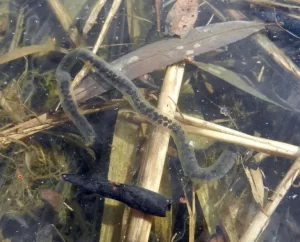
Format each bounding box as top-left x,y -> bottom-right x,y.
192,61 -> 300,111
0,45 -> 68,65
40,189 -> 62,212
75,21 -> 264,102
112,21 -> 264,80
165,0 -> 198,38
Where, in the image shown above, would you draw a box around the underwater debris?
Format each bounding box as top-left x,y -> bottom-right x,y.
208,225 -> 230,242
62,173 -> 172,217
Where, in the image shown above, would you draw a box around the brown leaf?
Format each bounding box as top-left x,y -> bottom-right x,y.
75,21 -> 264,102
40,189 -> 62,212
112,21 -> 264,80
165,0 -> 198,38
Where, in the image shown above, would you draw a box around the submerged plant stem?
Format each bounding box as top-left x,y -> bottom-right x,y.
126,63 -> 184,242
71,0 -> 122,89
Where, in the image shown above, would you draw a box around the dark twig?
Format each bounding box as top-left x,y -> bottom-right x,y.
62,174 -> 172,217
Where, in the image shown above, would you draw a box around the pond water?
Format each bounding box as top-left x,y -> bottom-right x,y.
0,0 -> 300,242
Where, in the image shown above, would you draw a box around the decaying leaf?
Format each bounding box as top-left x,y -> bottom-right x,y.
75,21 -> 264,102
165,0 -> 198,38
192,61 -> 300,112
244,166 -> 265,206
40,189 -> 62,212
112,21 -> 264,80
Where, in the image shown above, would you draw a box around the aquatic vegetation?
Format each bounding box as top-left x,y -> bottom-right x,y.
0,0 -> 300,241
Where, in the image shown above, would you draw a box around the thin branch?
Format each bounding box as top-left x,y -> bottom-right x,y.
83,0 -> 107,36
71,0 -> 123,88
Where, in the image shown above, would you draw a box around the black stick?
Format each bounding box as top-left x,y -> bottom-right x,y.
62,174 -> 172,217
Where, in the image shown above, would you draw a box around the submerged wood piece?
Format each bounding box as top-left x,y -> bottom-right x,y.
99,116 -> 140,242
62,174 -> 172,216
125,63 -> 185,242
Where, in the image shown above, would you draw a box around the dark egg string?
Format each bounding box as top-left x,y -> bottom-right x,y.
56,48 -> 236,181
